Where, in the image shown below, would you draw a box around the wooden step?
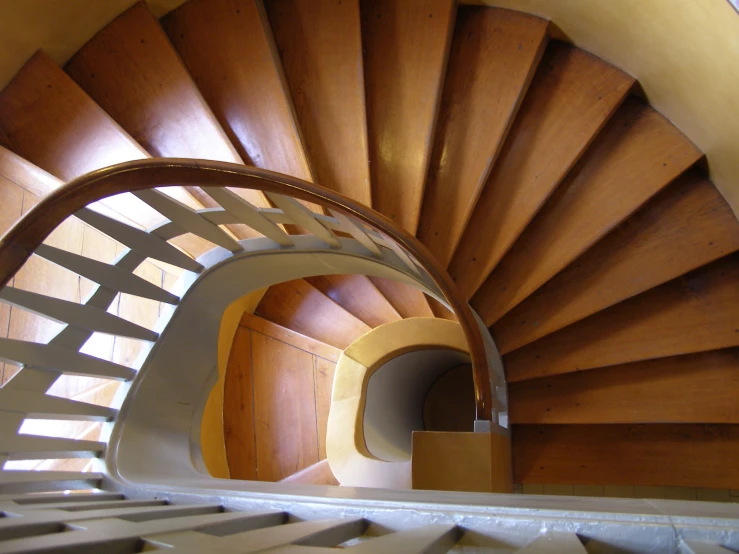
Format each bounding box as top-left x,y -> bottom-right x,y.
426,296 -> 458,322
304,275 -> 401,328
279,459 -> 339,486
513,423 -> 739,489
64,2 -> 265,218
0,51 -> 212,258
368,277 -> 434,319
473,96 -> 703,325
504,253 -> 739,382
255,279 -> 371,349
0,51 -> 165,230
265,0 -> 371,205
509,349 -> 739,424
494,171 -> 739,353
417,6 -> 548,267
163,0 -> 312,183
361,0 -> 456,233
448,42 -> 634,299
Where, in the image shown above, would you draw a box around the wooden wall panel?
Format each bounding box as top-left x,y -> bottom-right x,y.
0,144 -> 62,198
223,326 -> 257,481
509,349 -> 739,424
252,332 -> 319,482
225,315 -> 338,481
362,0 -> 456,233
0,179 -> 23,384
266,0 -> 371,205
473,97 -> 703,325
494,172 -> 739,353
163,0 -> 312,184
513,424 -> 739,489
504,254 -> 739,382
304,274 -> 401,328
449,42 -> 634,299
9,191 -> 83,348
417,7 -> 548,267
368,277 -> 435,319
240,312 -> 341,363
256,279 -> 371,349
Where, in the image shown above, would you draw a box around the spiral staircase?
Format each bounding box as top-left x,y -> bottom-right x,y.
0,0 -> 739,552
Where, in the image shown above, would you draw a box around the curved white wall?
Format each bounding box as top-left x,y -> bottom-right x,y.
363,348 -> 470,462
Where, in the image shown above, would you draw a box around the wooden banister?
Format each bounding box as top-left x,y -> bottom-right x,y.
0,158 -> 494,421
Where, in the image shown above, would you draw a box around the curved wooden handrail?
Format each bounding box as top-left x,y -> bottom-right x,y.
0,158 -> 493,421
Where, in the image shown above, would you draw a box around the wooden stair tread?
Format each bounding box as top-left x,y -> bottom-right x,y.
362,0 -> 456,233
509,349 -> 739,424
504,253 -> 739,382
417,6 -> 548,267
494,171 -> 739,353
368,276 -> 435,319
304,274 -> 401,328
449,42 -> 634,299
163,0 -> 312,184
266,0 -> 371,206
65,1 -> 264,220
473,96 -> 703,325
0,51 -> 167,231
256,279 -> 371,349
426,296 -> 458,322
513,423 -> 739,489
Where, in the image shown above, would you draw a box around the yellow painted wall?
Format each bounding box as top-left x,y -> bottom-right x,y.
199,288 -> 266,478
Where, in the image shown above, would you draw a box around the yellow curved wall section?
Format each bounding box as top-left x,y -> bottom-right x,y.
1,1 -> 738,214
200,288 -> 266,479
466,0 -> 739,217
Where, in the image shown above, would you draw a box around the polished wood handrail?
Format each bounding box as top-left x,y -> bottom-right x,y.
0,159 -> 493,421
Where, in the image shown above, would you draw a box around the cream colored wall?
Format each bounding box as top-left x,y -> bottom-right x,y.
0,0 -> 186,90
465,0 -> 739,217
0,0 -> 738,214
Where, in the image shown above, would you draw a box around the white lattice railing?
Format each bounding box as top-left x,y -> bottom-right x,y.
0,159 -> 505,495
